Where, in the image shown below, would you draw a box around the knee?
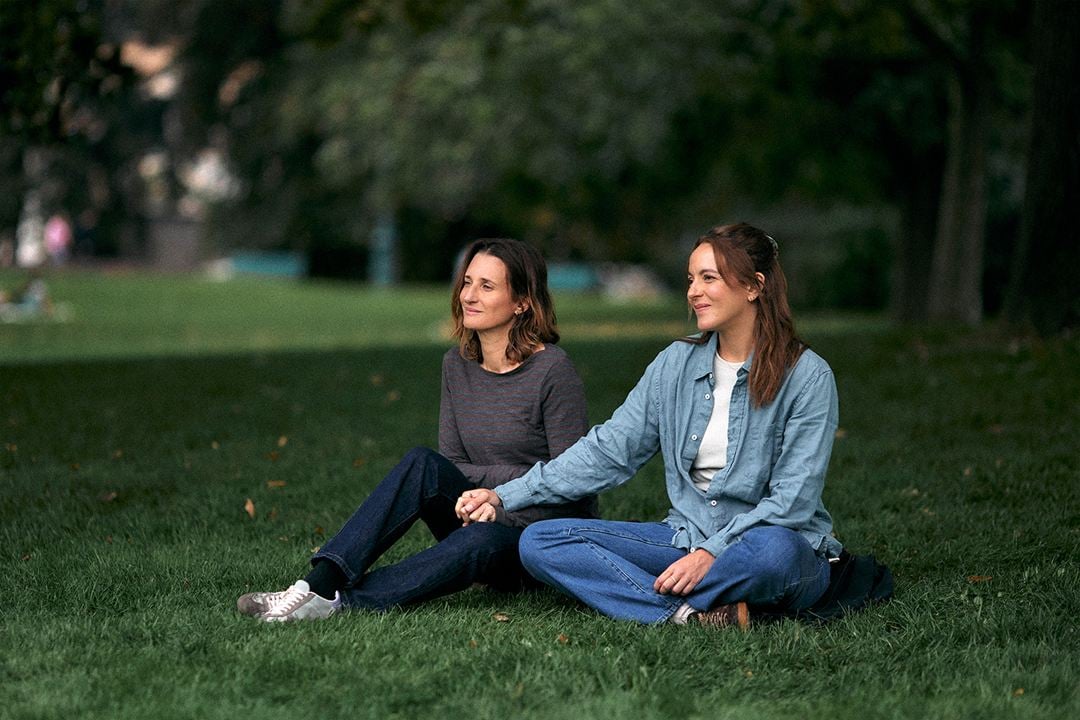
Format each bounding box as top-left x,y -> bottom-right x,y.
519,520 -> 568,571
401,446 -> 440,467
742,526 -> 811,584
396,447 -> 452,480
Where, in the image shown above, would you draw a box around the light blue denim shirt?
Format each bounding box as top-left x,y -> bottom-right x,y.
496,334 -> 843,559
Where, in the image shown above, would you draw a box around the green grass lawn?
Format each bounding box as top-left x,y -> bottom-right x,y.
1,269 -> 1077,719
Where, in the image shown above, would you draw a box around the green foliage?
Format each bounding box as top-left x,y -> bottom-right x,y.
0,1 -> 1037,313
1,273 -> 1078,718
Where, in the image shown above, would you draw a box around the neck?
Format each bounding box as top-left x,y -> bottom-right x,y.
478,330 -> 517,373
714,320 -> 756,363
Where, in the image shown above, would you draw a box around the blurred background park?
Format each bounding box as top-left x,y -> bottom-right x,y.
1,0 -> 1076,335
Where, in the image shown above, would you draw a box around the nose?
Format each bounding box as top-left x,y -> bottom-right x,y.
461,285 -> 477,303
687,279 -> 701,300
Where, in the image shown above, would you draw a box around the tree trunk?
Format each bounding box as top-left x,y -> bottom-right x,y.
1004,0 -> 1080,333
889,157 -> 941,322
926,70 -> 990,325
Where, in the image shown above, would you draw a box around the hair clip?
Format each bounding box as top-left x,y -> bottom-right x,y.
765,234 -> 779,258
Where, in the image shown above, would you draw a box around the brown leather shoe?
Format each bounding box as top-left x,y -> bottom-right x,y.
695,601 -> 750,630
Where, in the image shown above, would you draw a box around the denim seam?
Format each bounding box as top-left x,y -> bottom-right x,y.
311,551 -> 356,584
569,527 -> 681,623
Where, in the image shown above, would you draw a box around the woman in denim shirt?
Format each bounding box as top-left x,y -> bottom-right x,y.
456,223 -> 841,627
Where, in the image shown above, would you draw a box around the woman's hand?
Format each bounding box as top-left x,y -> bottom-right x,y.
455,488 -> 502,525
654,549 -> 715,595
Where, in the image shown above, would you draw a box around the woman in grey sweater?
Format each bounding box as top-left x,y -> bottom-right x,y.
238,238 -> 595,622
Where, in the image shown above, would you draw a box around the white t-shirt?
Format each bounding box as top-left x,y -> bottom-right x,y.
690,353 -> 744,492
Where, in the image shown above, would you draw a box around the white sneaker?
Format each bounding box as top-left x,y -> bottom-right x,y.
260,580 -> 340,622
237,589 -> 289,617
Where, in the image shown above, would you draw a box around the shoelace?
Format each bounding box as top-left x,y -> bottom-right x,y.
254,590 -> 286,609
265,584 -> 311,617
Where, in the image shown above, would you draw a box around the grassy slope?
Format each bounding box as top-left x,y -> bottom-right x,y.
1,270 -> 1077,719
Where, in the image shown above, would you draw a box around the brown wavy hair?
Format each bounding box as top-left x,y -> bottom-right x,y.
450,238 -> 560,364
682,223 -> 806,406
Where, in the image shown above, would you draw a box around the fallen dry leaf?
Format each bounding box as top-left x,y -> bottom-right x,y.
70,463 -> 80,471
834,428 -> 848,439
104,535 -> 113,544
268,508 -> 279,521
352,457 -> 366,468
493,612 -> 511,622
277,435 -> 288,448
4,443 -> 16,452
1013,688 -> 1024,697
966,575 -> 993,583
743,669 -> 754,679
988,424 -> 1005,435
267,480 -> 287,488
267,451 -> 280,462
21,554 -> 31,561
313,525 -> 325,536
556,633 -> 569,644
111,449 -> 124,459
385,390 -> 401,403
99,491 -> 118,503
370,374 -> 385,387
244,498 -> 256,519
211,441 -> 220,450
468,639 -> 478,649
963,466 -> 973,477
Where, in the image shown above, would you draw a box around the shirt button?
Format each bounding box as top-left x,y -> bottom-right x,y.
705,394 -> 711,400
710,500 -> 718,507
691,434 -> 698,441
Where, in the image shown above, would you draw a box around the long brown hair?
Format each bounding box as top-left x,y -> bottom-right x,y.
450,238 -> 560,364
682,223 -> 805,406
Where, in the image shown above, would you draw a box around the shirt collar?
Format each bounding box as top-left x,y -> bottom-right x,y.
690,333 -> 753,380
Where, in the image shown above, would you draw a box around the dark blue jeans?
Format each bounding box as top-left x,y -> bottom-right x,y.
311,447 -> 528,611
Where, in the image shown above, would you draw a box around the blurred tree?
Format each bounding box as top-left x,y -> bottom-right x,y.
199,0 -> 748,275
1,0 -> 1034,309
1004,0 -> 1080,333
735,0 -> 1029,323
0,0 -> 150,258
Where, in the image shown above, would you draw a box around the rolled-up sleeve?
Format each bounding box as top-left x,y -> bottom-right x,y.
497,354 -> 665,512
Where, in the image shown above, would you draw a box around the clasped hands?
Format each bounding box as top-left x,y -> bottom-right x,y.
453,487 -> 716,596
454,488 -> 501,525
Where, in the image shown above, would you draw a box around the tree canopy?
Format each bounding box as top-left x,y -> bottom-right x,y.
4,0 -> 1070,331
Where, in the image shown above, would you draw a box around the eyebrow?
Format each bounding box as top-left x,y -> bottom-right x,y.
463,273 -> 502,285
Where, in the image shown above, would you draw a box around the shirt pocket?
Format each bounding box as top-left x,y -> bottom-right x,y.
722,426 -> 780,503
722,469 -> 768,504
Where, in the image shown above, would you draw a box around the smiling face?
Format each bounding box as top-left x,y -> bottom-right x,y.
687,243 -> 758,335
458,252 -> 524,337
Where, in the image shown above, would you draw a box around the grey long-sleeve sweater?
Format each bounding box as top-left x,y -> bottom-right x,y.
439,344 -> 598,528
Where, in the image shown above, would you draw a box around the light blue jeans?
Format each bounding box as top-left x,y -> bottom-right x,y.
518,520 -> 830,624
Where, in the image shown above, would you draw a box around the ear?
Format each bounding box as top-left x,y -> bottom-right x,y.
747,272 -> 765,302
515,298 -> 531,315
